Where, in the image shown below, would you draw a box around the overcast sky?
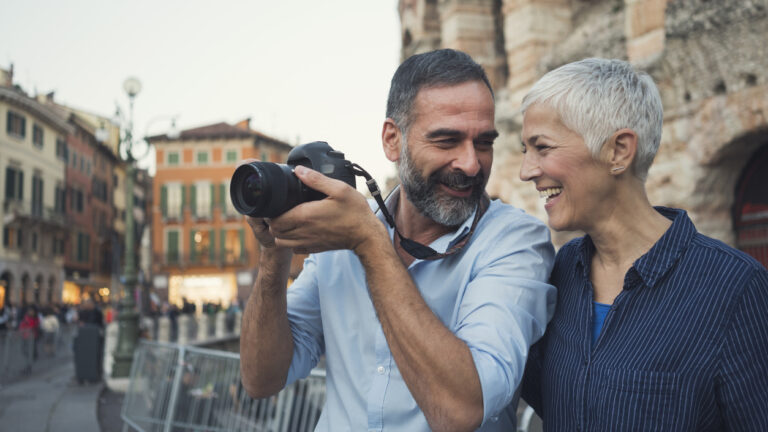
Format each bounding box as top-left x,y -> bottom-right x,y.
1,0 -> 401,187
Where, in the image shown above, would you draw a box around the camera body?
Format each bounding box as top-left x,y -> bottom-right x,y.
230,141 -> 356,218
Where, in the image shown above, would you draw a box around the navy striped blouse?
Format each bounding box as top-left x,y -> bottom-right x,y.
522,207 -> 768,431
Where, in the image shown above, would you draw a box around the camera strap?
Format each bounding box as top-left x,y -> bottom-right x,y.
349,163 -> 490,261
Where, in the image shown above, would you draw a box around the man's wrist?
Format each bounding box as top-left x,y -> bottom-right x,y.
352,221 -> 391,259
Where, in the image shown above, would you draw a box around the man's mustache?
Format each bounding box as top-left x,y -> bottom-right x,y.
432,170 -> 485,189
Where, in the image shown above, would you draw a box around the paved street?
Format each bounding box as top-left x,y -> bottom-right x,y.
0,353 -> 101,432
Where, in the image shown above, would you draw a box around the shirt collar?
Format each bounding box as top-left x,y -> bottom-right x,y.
575,207 -> 696,289
376,185 -> 476,253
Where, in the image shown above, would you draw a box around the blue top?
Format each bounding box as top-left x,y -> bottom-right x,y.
591,302 -> 611,346
283,189 -> 556,431
522,207 -> 768,431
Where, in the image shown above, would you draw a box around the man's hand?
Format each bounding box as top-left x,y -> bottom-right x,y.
267,165 -> 386,254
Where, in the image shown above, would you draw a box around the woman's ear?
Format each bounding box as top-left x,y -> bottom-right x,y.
382,119 -> 402,162
605,128 -> 638,174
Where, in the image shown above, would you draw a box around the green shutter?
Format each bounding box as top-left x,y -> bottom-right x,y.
181,185 -> 186,216
220,229 -> 226,262
189,229 -> 196,263
210,184 -> 215,215
239,228 -> 245,260
209,229 -> 215,262
190,184 -> 197,217
161,185 -> 168,217
220,183 -> 227,212
168,231 -> 179,263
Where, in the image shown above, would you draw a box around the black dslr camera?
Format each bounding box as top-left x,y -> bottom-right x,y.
230,141 -> 356,218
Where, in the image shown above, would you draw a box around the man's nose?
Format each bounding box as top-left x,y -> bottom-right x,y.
519,152 -> 541,182
452,142 -> 481,177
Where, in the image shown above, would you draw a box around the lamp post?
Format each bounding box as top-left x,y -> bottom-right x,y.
111,76 -> 143,378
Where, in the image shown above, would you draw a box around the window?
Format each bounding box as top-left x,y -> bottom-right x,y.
86,161 -> 91,176
32,124 -> 44,148
93,178 -> 107,202
56,137 -> 67,160
260,150 -> 268,162
196,150 -> 209,165
222,228 -> 246,263
225,149 -> 238,163
31,175 -> 44,218
71,151 -> 77,168
32,232 -> 38,252
6,111 -> 25,138
4,166 -> 24,201
166,230 -> 180,263
76,232 -> 90,263
162,183 -> 183,219
221,181 -> 236,216
3,227 -> 23,249
193,181 -> 212,218
190,229 -> 213,263
71,188 -> 84,213
167,151 -> 180,166
54,185 -> 66,214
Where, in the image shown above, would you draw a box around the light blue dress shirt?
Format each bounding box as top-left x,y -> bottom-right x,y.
284,191 -> 555,431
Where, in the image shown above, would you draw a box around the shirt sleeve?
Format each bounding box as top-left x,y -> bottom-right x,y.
717,267 -> 768,431
454,213 -> 556,425
284,254 -> 326,385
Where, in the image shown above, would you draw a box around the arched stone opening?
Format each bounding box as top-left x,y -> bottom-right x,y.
733,143 -> 768,268
0,271 -> 12,308
34,274 -> 43,304
21,273 -> 30,305
48,276 -> 57,304
687,127 -> 768,246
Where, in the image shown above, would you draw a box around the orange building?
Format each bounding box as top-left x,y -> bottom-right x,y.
148,119 -> 299,309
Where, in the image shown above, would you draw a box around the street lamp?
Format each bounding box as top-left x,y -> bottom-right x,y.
110,78 -> 180,378
111,76 -> 143,378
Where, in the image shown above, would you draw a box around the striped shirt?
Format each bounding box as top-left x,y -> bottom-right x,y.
522,207 -> 768,431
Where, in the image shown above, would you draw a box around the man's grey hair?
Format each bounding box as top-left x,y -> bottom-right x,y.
521,58 -> 663,180
386,49 -> 493,134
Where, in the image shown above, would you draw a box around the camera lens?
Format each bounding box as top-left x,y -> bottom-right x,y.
243,173 -> 262,207
230,162 -> 305,218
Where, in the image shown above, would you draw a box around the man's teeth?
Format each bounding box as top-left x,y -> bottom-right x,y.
539,187 -> 563,199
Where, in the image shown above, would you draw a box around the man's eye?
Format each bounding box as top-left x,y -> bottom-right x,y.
520,143 -> 527,154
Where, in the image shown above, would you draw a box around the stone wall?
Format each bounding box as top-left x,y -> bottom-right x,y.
399,0 -> 768,247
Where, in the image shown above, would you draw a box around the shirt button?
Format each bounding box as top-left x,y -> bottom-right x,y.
377,366 -> 385,374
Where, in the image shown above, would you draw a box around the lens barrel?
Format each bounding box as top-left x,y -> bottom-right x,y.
230,162 -> 304,218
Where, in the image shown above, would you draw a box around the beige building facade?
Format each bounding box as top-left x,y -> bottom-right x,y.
0,84 -> 71,306
399,0 -> 768,267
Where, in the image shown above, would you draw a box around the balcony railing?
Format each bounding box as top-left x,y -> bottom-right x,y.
154,252 -> 250,268
2,200 -> 67,227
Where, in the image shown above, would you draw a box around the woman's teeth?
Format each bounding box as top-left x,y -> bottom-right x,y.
539,187 -> 563,202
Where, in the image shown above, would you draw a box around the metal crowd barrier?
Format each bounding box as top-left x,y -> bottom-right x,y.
0,323 -> 78,384
122,340 -> 326,432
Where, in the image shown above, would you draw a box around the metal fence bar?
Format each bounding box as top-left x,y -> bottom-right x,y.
0,323 -> 78,384
123,340 -> 326,432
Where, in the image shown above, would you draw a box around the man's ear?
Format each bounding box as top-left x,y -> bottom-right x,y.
382,118 -> 402,162
605,128 -> 638,172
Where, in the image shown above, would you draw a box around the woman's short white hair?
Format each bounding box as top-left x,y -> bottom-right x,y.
521,58 -> 663,180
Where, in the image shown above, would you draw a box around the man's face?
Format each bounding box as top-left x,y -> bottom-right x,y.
397,81 -> 497,226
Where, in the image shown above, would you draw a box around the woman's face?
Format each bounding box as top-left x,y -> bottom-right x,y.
519,103 -> 614,232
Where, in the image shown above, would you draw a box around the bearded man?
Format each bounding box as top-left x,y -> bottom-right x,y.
240,49 -> 555,432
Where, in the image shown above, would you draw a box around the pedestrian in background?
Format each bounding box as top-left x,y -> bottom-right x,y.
40,307 -> 60,357
18,306 -> 39,374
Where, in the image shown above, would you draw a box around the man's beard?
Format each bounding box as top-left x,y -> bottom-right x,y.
398,143 -> 485,227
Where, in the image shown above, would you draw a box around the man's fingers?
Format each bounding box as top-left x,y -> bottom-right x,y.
294,165 -> 346,196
